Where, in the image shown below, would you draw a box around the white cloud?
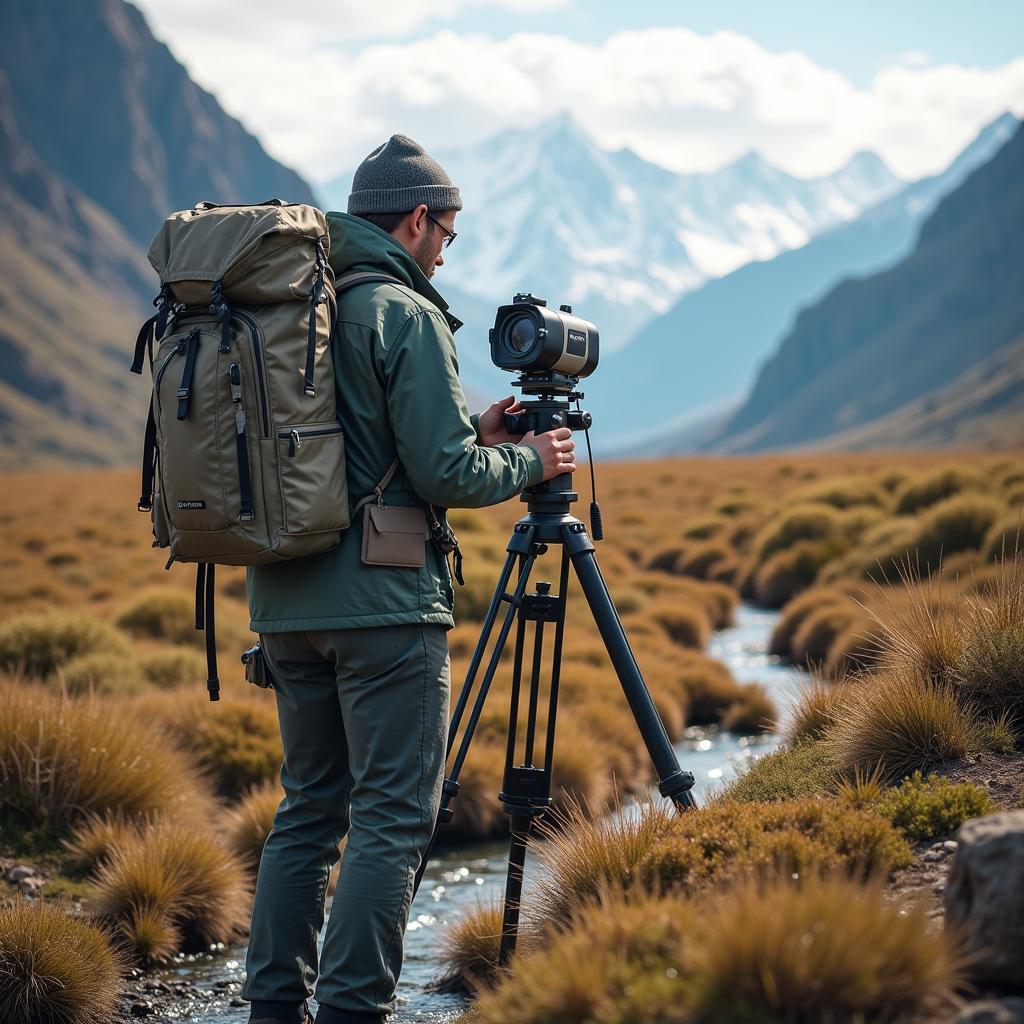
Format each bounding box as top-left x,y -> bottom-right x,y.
131,9 -> 1024,184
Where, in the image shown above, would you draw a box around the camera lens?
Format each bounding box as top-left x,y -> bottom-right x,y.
508,316 -> 537,354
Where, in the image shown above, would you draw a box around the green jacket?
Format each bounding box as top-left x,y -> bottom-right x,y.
247,213 -> 542,632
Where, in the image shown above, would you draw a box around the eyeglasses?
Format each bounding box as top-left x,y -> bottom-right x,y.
426,212 -> 457,249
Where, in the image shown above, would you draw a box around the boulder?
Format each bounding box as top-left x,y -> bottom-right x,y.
945,811 -> 1024,988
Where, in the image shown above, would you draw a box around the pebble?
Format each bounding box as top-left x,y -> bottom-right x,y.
5,865 -> 35,883
17,876 -> 45,893
130,1001 -> 155,1017
230,997 -> 247,1007
943,840 -> 958,852
921,851 -> 944,862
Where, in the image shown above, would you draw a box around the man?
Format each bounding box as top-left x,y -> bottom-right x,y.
242,134 -> 575,1024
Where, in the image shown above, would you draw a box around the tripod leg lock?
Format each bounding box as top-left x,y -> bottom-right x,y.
658,769 -> 696,803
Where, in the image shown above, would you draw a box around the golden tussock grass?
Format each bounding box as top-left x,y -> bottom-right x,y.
91,819 -> 251,963
434,900 -> 513,993
721,681 -> 777,733
0,681 -> 213,837
893,464 -> 987,515
137,644 -> 208,688
0,609 -> 130,678
790,603 -> 860,667
223,780 -> 282,869
769,585 -> 852,658
0,900 -> 124,1024
55,650 -> 146,696
63,812 -> 145,875
785,672 -> 856,745
826,670 -> 976,783
688,874 -> 963,1023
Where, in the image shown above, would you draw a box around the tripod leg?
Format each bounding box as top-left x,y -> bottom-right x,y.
565,526 -> 697,809
499,812 -> 531,964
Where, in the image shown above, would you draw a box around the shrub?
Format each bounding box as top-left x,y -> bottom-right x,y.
55,651 -> 146,696
769,586 -> 849,658
674,541 -> 736,580
435,901 -> 509,992
648,600 -> 711,650
876,771 -> 996,841
787,475 -> 889,510
0,900 -> 124,1024
138,646 -> 208,688
136,691 -> 282,794
689,874 -> 962,1023
678,659 -> 744,726
754,540 -> 835,608
721,682 -> 776,733
911,493 -> 1005,568
825,616 -> 886,676
790,604 -> 859,667
982,512 -> 1023,560
0,610 -> 130,678
785,675 -> 855,745
894,465 -> 985,515
0,682 -> 211,843
954,551 -> 1024,729
639,797 -> 911,894
531,800 -> 675,927
681,515 -> 727,540
753,502 -> 844,561
115,587 -> 198,644
64,813 -> 142,875
818,517 -> 922,584
827,671 -> 976,783
224,781 -> 282,868
720,739 -> 838,803
91,819 -> 250,962
467,892 -> 694,1022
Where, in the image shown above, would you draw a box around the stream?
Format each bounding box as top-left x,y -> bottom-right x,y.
154,603 -> 801,1022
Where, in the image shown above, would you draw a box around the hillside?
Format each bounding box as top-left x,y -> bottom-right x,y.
586,114 -> 1017,445
0,0 -> 322,468
706,121 -> 1024,453
0,0 -> 315,248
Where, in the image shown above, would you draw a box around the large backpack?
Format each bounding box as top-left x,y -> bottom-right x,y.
130,199 -> 397,699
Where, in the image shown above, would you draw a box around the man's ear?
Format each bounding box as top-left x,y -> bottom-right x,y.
408,204 -> 429,239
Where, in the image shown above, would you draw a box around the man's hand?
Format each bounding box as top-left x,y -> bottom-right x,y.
519,427 -> 576,481
477,395 -> 526,446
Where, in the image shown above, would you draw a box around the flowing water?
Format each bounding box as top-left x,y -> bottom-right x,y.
157,604 -> 801,1022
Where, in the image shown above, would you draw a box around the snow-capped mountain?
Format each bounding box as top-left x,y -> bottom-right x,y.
319,114 -> 902,350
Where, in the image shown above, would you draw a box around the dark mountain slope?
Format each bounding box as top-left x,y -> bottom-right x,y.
709,122 -> 1024,452
0,0 -> 316,248
586,114 -> 1017,443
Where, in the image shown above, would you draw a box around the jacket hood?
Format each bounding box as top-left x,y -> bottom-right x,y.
325,211 -> 462,332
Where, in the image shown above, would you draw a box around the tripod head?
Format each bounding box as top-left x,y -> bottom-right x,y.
504,371 -> 594,510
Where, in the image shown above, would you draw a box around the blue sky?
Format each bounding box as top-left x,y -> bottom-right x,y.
133,1 -> 1024,182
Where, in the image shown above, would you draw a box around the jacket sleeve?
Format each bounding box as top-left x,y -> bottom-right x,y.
383,310 -> 544,508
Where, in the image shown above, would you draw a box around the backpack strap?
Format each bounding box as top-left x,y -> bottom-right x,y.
352,458 -> 401,517
334,272 -> 405,295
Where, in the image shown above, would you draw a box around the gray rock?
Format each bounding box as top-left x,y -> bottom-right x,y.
5,865 -> 35,883
922,850 -> 944,862
943,840 -> 959,852
945,811 -> 1024,988
953,997 -> 1024,1023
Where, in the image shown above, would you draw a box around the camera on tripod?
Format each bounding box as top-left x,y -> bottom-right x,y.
489,293 -> 599,381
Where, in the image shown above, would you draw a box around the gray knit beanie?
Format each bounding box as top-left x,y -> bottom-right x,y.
347,134 -> 462,215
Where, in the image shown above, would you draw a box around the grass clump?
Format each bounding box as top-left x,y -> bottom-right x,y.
894,465 -> 985,515
826,671 -> 975,783
91,819 -> 250,963
785,675 -> 855,744
138,645 -> 208,688
753,502 -> 844,561
720,739 -> 838,803
637,798 -> 912,895
790,604 -> 859,667
435,901 -> 509,993
56,650 -> 146,696
224,780 -> 281,868
0,610 -> 130,678
63,812 -> 142,875
0,682 -> 210,844
467,892 -> 694,1021
677,657 -> 745,725
769,586 -> 849,658
648,599 -> 711,650
0,900 -> 124,1024
721,682 -> 776,733
688,874 -> 963,1023
876,771 -> 996,841
911,493 -> 1005,568
115,587 -> 198,644
754,540 -> 835,608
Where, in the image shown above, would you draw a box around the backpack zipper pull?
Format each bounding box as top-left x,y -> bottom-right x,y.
289,428 -> 302,457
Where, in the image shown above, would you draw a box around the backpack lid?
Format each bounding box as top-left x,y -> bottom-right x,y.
148,202 -> 329,284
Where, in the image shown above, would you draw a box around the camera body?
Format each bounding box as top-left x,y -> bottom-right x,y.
489,293 -> 599,379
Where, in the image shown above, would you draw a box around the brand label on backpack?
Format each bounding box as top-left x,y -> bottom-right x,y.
178,499 -> 207,510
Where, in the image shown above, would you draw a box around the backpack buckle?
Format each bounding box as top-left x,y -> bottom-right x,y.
176,387 -> 190,400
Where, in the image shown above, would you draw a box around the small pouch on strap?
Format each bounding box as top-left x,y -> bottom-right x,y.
353,457 -> 428,568
361,505 -> 430,568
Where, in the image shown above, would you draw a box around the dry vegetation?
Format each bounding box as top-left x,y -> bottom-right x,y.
1,450 -> 1021,1022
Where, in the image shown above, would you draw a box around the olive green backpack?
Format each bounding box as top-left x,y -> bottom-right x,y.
130,200 -> 398,699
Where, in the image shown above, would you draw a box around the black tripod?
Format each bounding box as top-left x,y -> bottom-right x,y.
413,375 -> 696,963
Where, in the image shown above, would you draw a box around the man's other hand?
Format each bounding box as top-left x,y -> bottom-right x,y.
519,427 -> 576,481
477,395 -> 525,446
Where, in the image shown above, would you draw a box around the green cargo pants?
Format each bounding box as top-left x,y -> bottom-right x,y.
242,624 -> 450,1018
